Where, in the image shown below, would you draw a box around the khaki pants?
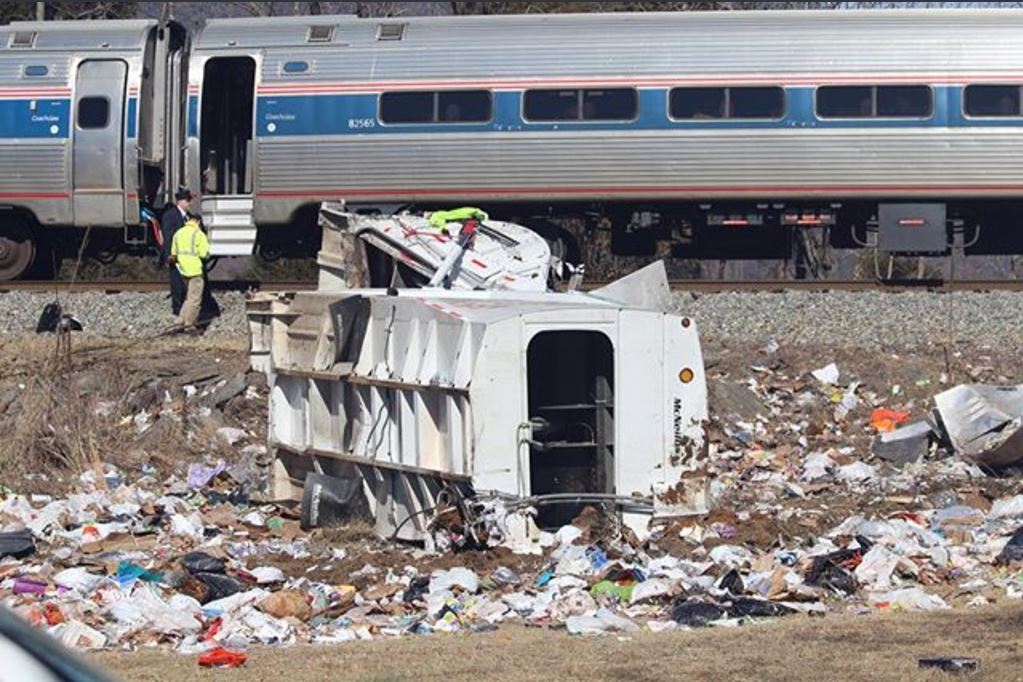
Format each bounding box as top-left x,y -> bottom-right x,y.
178,275 -> 205,329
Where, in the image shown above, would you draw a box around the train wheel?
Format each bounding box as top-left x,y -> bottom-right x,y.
0,225 -> 35,281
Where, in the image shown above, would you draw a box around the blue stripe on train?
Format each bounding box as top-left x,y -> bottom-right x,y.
187,95 -> 198,138
0,98 -> 70,138
127,97 -> 137,138
255,85 -> 991,137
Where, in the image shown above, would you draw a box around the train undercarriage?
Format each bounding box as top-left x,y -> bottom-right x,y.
1,198 -> 1020,283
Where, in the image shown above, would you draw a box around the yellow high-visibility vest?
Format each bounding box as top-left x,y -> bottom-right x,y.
171,219 -> 209,278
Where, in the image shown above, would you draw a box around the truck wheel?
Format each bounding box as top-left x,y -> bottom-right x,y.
0,225 -> 35,281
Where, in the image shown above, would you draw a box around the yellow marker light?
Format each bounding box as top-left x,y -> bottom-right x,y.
679,368 -> 695,384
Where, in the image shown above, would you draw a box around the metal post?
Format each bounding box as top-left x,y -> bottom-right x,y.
36,2 -> 45,20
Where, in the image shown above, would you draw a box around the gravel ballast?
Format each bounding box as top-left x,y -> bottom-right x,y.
0,291 -> 249,338
676,290 -> 1023,349
1,288 -> 1022,349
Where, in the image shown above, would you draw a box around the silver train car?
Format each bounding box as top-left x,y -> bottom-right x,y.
1,8 -> 1023,279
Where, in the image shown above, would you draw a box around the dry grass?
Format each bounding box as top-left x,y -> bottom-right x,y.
0,336 -> 253,492
93,605 -> 1023,682
3,340 -> 138,489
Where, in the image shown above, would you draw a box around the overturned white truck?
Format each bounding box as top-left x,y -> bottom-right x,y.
247,205 -> 708,542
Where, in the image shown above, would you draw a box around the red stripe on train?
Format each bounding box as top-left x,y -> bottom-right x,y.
259,184 -> 1023,198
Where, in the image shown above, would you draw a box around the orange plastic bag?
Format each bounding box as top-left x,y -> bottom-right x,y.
198,647 -> 247,669
871,408 -> 911,433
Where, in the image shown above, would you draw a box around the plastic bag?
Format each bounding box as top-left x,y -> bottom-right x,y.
429,568 -> 480,595
0,530 -> 35,559
198,647 -> 247,669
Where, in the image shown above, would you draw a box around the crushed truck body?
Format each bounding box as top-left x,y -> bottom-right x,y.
247,207 -> 708,542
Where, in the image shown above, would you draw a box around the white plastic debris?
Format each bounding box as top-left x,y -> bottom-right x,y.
216,427 -> 248,446
836,462 -> 879,484
54,568 -> 105,595
250,567 -> 287,585
50,620 -> 107,650
854,546 -> 900,591
834,383 -> 861,422
565,608 -> 639,635
169,513 -> 204,539
630,578 -> 675,605
869,588 -> 949,611
800,452 -> 836,483
812,363 -> 840,386
709,545 -> 755,568
429,568 -> 480,595
990,495 -> 1023,519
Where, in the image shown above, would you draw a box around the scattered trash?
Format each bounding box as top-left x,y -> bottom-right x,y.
933,384 -> 1023,468
671,601 -> 727,628
0,531 -> 35,560
870,408 -> 911,433
918,658 -> 980,675
259,591 -> 312,621
872,421 -> 934,467
812,363 -> 841,386
198,647 -> 248,669
995,527 -> 1023,564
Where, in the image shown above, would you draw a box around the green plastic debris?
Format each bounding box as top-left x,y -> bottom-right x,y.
427,207 -> 489,231
589,580 -> 635,603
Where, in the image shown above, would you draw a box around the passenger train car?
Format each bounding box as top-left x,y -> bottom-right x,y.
0,8 -> 1022,280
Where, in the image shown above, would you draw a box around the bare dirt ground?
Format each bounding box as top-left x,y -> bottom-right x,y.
94,605 -> 1023,681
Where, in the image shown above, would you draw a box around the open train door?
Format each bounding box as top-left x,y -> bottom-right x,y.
199,56 -> 257,256
72,60 -> 127,226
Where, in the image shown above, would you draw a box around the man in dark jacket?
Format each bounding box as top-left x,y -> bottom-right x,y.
161,187 -> 193,316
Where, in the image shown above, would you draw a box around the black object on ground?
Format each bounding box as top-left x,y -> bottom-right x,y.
728,598 -> 796,619
300,471 -> 371,530
183,551 -> 227,575
670,600 -> 726,628
404,576 -> 430,604
718,569 -> 745,596
996,527 -> 1023,565
805,536 -> 873,594
194,573 -> 243,602
0,531 -> 35,560
918,658 -> 980,675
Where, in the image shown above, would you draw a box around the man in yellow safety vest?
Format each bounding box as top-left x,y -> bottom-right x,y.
169,217 -> 210,333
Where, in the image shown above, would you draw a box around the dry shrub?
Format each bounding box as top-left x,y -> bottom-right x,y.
5,377 -> 127,489
1,340 -> 149,491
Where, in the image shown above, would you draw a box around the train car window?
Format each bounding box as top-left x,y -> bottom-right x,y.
381,90 -> 492,124
964,85 -> 1021,117
438,90 -> 491,123
77,97 -> 109,129
525,88 -> 637,122
669,87 -> 726,119
524,89 -> 580,121
23,65 -> 48,77
282,61 -> 309,74
380,92 -> 434,124
729,86 -> 785,119
877,85 -> 932,117
817,86 -> 873,118
582,89 -> 637,121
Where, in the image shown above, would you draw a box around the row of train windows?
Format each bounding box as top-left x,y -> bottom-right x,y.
376,85 -> 1023,124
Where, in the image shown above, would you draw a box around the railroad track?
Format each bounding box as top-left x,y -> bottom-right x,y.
3,278 -> 1023,294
